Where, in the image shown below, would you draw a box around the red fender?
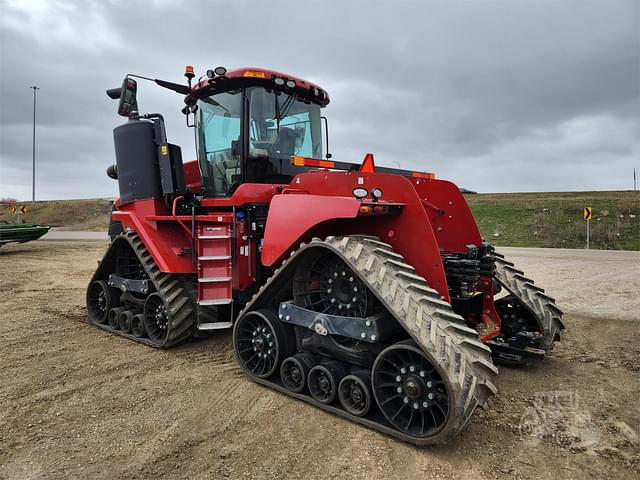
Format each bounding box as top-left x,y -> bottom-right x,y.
261,194 -> 361,266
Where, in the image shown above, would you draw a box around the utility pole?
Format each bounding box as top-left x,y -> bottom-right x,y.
30,85 -> 40,204
634,167 -> 637,191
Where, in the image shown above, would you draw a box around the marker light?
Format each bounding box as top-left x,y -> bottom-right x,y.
274,77 -> 285,86
214,66 -> 227,76
206,69 -> 215,79
412,172 -> 435,179
353,188 -> 368,199
286,79 -> 296,88
185,65 -> 195,78
371,188 -> 383,199
291,156 -> 335,168
243,70 -> 266,78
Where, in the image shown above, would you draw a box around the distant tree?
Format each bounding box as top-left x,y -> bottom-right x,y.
0,197 -> 18,203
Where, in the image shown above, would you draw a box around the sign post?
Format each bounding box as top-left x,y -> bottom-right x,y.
583,207 -> 592,249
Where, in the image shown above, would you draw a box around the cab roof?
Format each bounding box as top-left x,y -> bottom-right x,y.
187,67 -> 330,107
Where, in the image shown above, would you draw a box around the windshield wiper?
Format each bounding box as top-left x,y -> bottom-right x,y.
273,92 -> 297,132
202,96 -> 230,114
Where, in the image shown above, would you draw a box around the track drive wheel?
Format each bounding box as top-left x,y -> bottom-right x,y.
87,280 -> 115,325
233,309 -> 296,379
372,340 -> 450,440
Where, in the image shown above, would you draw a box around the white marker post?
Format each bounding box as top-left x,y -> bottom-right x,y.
583,207 -> 592,249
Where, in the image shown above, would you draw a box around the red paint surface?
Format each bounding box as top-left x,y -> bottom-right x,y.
261,194 -> 362,266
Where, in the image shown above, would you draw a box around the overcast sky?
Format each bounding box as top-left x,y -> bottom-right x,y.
1,0 -> 638,200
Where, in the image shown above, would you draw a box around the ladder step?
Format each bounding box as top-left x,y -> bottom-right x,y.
198,277 -> 232,283
198,255 -> 232,261
198,235 -> 231,239
197,322 -> 233,331
198,299 -> 233,306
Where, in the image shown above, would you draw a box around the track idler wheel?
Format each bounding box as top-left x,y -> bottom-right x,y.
131,313 -> 146,338
372,340 -> 450,439
280,353 -> 316,393
338,370 -> 372,417
119,310 -> 134,333
144,293 -> 169,343
87,280 -> 115,325
108,307 -> 125,330
233,309 -> 295,379
308,361 -> 346,404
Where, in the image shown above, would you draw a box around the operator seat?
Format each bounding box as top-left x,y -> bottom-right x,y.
271,127 -> 297,158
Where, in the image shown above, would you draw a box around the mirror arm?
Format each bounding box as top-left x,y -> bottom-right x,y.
321,115 -> 332,159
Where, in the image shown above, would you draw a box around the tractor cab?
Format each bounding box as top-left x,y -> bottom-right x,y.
106,67 -> 330,205
185,68 -> 330,197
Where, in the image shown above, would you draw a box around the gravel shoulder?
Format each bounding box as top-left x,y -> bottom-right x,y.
0,242 -> 638,479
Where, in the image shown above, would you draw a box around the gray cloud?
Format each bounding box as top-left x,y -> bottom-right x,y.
1,0 -> 638,200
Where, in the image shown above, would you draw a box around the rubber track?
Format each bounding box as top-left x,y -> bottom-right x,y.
87,232 -> 195,348
236,235 -> 498,445
494,252 -> 565,351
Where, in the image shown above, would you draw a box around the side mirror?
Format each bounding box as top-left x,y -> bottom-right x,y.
117,77 -> 138,117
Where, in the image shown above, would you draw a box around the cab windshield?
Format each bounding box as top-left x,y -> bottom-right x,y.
195,87 -> 323,196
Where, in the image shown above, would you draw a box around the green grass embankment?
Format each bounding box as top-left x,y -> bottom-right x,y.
465,191 -> 639,250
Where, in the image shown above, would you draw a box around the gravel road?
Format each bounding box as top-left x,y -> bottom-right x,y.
1,242 -> 638,479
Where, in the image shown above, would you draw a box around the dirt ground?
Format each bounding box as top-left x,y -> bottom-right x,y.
1,242 -> 638,480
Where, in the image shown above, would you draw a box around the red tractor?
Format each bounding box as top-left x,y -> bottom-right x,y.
87,66 -> 564,445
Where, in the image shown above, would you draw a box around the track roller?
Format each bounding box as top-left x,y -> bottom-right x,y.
338,370 -> 372,417
87,280 -> 115,325
119,310 -> 134,333
108,307 -> 125,330
233,309 -> 296,379
308,361 -> 346,404
280,353 -> 316,393
372,340 -> 450,438
131,313 -> 146,338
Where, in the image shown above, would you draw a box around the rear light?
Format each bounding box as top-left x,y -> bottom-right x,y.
291,156 -> 335,168
357,204 -> 402,216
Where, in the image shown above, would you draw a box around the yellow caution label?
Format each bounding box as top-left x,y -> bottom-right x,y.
161,145 -> 168,155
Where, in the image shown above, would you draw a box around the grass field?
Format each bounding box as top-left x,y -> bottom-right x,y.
465,190 -> 639,250
1,191 -> 638,250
